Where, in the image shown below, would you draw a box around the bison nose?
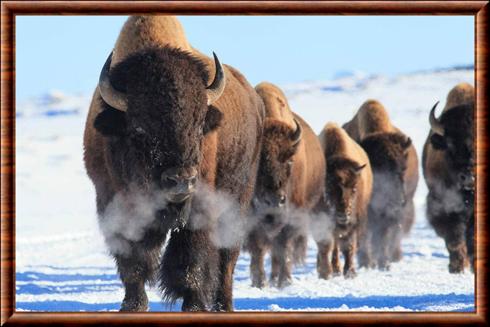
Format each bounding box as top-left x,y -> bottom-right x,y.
161,167 -> 198,197
336,215 -> 348,225
459,172 -> 475,191
164,174 -> 197,188
264,214 -> 276,225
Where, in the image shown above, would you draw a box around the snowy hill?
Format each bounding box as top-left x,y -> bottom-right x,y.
15,67 -> 475,312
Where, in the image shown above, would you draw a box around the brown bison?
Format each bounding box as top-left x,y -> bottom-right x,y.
314,123 -> 373,279
83,16 -> 265,311
422,83 -> 475,273
245,82 -> 325,288
343,100 -> 419,270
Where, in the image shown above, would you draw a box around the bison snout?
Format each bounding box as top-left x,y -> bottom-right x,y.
336,214 -> 349,225
458,172 -> 475,191
161,167 -> 198,202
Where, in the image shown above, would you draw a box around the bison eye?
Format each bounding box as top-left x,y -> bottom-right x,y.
279,195 -> 286,205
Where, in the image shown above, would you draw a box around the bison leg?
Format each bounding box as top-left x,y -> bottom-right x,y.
357,227 -> 374,269
466,213 -> 475,273
272,226 -> 295,288
444,219 -> 468,274
115,237 -> 164,312
331,240 -> 342,276
159,228 -> 219,311
402,198 -> 415,235
428,194 -> 470,273
293,234 -> 307,266
213,247 -> 240,311
316,239 -> 334,280
389,225 -> 404,263
247,229 -> 268,289
447,241 -> 467,273
371,222 -> 391,271
428,206 -> 468,273
270,251 -> 280,287
340,233 -> 357,279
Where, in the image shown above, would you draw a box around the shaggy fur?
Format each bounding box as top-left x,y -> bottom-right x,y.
84,16 -> 265,312
443,82 -> 474,112
343,100 -> 419,270
245,83 -> 325,289
422,83 -> 475,273
315,123 -> 373,279
255,82 -> 296,128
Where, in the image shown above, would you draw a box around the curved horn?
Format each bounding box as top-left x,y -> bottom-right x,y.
291,118 -> 302,146
206,52 -> 226,105
98,52 -> 128,112
429,101 -> 444,135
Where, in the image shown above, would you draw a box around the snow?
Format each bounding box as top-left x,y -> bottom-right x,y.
15,67 -> 475,312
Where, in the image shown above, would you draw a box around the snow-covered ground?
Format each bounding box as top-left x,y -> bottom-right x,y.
15,67 -> 475,312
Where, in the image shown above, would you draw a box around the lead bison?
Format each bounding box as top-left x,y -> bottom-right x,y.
83,16 -> 265,311
343,100 -> 419,270
245,82 -> 325,288
315,122 -> 373,279
422,83 -> 475,273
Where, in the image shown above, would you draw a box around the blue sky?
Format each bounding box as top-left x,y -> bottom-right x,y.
16,16 -> 473,100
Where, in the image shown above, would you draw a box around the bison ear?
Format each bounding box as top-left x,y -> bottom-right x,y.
94,106 -> 127,137
204,106 -> 223,134
430,133 -> 447,150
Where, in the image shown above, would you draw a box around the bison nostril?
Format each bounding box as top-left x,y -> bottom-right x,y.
264,214 -> 275,224
163,175 -> 179,188
161,172 -> 198,189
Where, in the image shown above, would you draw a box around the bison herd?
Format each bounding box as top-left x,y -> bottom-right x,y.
83,16 -> 476,312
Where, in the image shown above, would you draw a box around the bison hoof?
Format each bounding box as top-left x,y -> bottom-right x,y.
377,262 -> 390,271
269,276 -> 278,287
120,294 -> 149,312
344,269 -> 357,279
213,302 -> 233,312
449,263 -> 465,274
358,261 -> 374,269
277,277 -> 292,289
252,279 -> 267,289
318,271 -> 332,280
392,249 -> 403,262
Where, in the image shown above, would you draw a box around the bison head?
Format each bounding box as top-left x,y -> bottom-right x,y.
94,48 -> 225,204
429,101 -> 475,191
253,118 -> 302,234
361,132 -> 412,215
325,157 -> 366,226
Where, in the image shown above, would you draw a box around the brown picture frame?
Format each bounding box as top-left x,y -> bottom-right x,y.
1,1 -> 488,325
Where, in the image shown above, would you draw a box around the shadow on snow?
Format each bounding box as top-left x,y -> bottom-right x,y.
17,293 -> 474,312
